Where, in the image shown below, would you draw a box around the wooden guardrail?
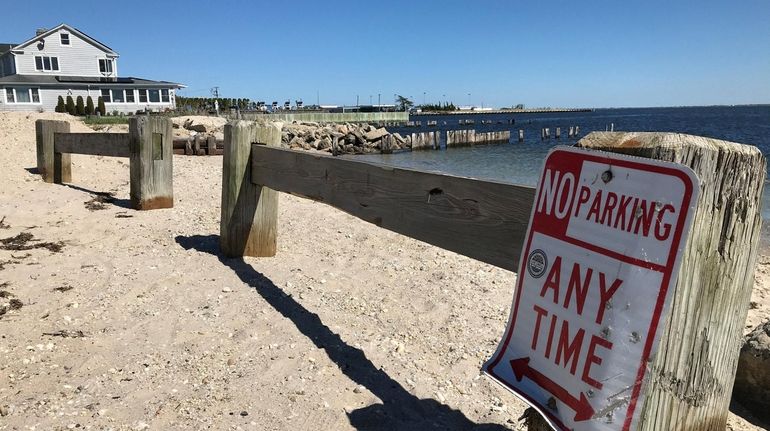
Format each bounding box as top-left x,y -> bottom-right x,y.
218,120 -> 765,430
35,116 -> 174,210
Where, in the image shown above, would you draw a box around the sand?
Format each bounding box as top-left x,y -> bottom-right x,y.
0,112 -> 766,430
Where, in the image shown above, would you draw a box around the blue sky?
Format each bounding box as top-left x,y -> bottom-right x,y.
4,0 -> 769,108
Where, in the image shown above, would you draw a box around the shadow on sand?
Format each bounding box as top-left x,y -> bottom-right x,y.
176,234 -> 512,431
25,167 -> 133,210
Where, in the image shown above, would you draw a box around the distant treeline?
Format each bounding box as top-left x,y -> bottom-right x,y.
420,102 -> 457,112
176,97 -> 254,111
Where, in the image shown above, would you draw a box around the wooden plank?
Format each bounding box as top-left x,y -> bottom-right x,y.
54,133 -> 131,158
220,121 -> 281,257
250,145 -> 535,271
129,117 -> 173,210
36,120 -> 71,183
541,132 -> 764,430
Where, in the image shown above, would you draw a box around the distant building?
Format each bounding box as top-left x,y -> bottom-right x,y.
0,24 -> 184,113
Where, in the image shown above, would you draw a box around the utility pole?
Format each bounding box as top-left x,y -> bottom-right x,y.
211,87 -> 220,98
378,93 -> 381,112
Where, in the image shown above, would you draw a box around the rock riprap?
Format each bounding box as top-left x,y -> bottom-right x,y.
281,122 -> 410,154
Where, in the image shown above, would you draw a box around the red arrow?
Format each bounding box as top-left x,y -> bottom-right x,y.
510,357 -> 595,422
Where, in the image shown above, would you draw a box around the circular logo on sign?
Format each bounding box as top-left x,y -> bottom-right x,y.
528,249 -> 548,278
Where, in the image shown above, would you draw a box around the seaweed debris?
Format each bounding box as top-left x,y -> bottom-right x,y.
0,232 -> 64,253
84,192 -> 116,211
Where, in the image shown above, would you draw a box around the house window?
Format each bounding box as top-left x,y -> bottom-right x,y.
34,56 -> 59,71
111,89 -> 124,103
98,59 -> 113,74
60,33 -> 70,46
138,89 -> 148,103
100,89 -> 136,103
161,89 -> 170,103
148,89 -> 160,103
4,87 -> 40,104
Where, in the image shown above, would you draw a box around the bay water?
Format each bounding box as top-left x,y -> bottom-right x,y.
354,105 -> 770,246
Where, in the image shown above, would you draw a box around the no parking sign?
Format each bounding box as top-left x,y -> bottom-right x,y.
484,146 -> 699,431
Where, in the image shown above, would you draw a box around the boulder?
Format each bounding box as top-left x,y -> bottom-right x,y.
364,127 -> 388,142
351,130 -> 367,146
392,133 -> 406,145
289,137 -> 304,149
733,320 -> 770,422
317,138 -> 332,150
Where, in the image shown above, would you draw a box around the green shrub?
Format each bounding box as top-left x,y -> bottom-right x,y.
65,95 -> 75,115
75,96 -> 85,116
85,96 -> 94,115
97,97 -> 106,116
55,96 -> 65,113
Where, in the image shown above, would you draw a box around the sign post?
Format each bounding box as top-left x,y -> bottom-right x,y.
484,146 -> 699,431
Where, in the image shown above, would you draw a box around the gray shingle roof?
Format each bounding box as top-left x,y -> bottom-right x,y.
0,44 -> 15,55
0,74 -> 184,88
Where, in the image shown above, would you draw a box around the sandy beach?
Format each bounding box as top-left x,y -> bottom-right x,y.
0,112 -> 767,430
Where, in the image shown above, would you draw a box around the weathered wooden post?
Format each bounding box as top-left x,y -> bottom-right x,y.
524,132 -> 765,430
128,116 -> 173,210
519,129 -> 524,142
220,121 -> 281,257
184,137 -> 193,155
555,127 -> 561,139
207,136 -> 217,155
35,119 -> 71,183
193,135 -> 202,155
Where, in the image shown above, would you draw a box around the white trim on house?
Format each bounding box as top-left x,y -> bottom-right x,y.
3,87 -> 41,105
0,86 -> 178,113
98,58 -> 114,76
60,33 -> 70,47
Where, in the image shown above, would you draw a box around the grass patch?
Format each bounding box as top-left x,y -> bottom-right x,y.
82,116 -> 129,125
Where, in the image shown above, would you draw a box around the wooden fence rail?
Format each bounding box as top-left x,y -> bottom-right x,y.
219,121 -> 765,431
35,116 -> 173,210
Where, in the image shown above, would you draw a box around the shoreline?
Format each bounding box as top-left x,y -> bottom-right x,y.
416,108 -> 593,115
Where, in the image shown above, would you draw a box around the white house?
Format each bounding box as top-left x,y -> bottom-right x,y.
0,24 -> 183,113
